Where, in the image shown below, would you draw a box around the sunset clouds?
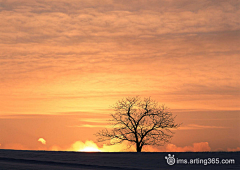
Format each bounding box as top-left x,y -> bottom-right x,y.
0,140 -> 213,152
38,138 -> 46,145
0,0 -> 239,151
144,142 -> 211,152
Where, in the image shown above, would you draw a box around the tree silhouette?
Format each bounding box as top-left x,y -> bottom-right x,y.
96,96 -> 180,152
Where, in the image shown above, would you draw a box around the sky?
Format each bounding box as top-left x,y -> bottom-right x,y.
0,0 -> 239,152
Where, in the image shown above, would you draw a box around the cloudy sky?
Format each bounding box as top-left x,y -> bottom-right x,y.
0,0 -> 239,151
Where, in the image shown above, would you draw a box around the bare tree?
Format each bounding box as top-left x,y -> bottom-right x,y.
96,96 -> 180,152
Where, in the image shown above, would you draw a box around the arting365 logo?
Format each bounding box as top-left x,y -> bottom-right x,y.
165,154 -> 175,165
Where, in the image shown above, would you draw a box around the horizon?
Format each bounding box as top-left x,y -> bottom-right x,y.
0,0 -> 239,153
1,148 -> 240,153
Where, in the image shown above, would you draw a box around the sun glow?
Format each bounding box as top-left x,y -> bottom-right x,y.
79,146 -> 101,152
74,140 -> 102,152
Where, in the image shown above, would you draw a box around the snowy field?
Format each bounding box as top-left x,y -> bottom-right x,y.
0,150 -> 239,170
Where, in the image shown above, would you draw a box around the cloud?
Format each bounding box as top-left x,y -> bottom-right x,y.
67,140 -> 100,152
176,124 -> 227,130
166,142 -> 211,152
227,147 -> 240,152
67,140 -> 131,152
65,140 -> 211,152
0,140 -> 223,152
71,124 -> 108,128
145,142 -> 211,152
38,138 -> 46,145
1,0 -> 239,99
50,140 -> 132,152
49,140 -> 99,151
69,118 -> 110,128
1,0 -> 240,48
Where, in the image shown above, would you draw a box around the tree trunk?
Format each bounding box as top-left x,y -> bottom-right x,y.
136,144 -> 142,152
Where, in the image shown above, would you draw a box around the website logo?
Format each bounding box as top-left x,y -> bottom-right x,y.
165,154 -> 175,165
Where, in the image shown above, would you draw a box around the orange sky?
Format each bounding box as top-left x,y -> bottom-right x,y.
0,0 -> 239,152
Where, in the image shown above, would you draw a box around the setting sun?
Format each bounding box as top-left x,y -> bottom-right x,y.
79,147 -> 101,152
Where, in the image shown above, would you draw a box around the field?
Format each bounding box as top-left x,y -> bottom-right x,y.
0,150 -> 239,170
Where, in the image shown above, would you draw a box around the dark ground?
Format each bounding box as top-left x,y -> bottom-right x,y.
0,149 -> 239,170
